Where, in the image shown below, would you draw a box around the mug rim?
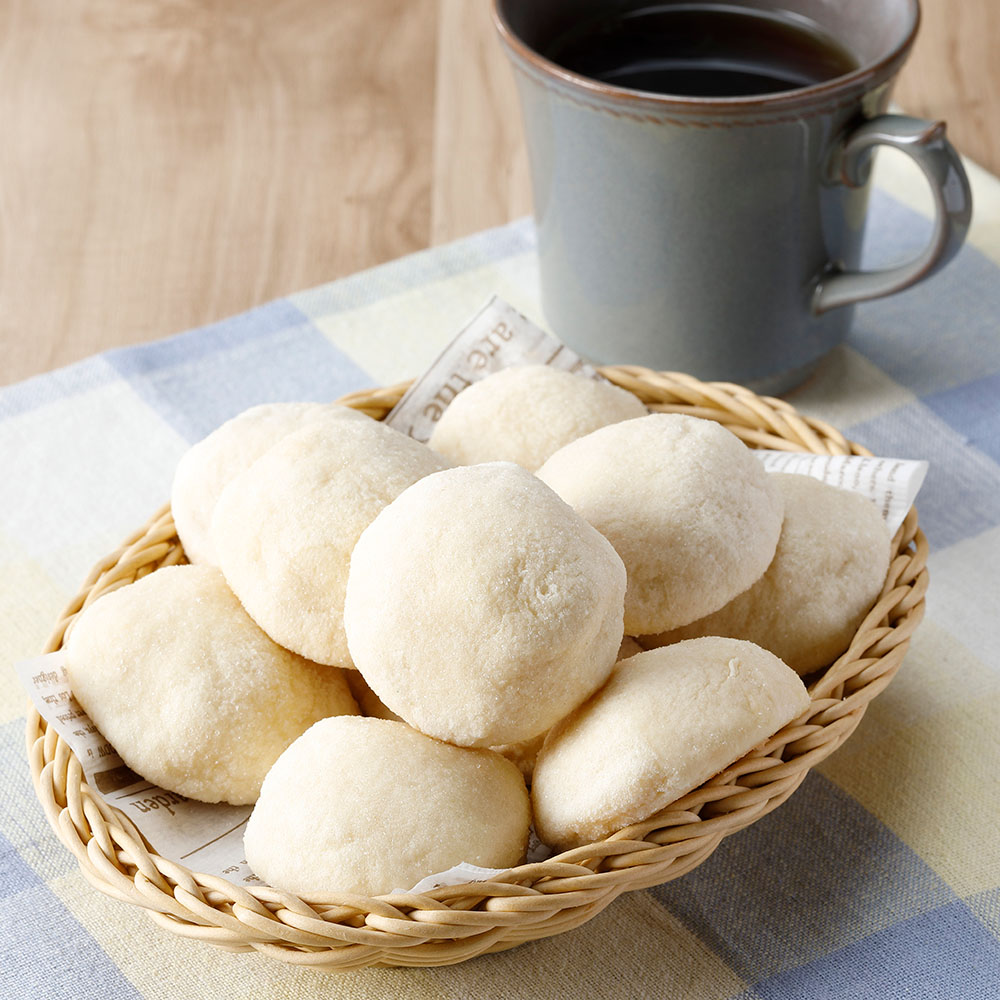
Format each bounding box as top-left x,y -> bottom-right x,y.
491,0 -> 921,111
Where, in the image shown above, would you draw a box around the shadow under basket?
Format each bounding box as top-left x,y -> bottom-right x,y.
26,366 -> 928,972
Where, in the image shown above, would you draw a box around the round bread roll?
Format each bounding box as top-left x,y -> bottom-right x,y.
244,716 -> 531,897
346,671 -> 544,783
531,638 -> 811,850
212,417 -> 449,667
536,413 -> 784,635
491,633 -> 648,785
347,635 -> 643,727
642,474 -> 892,674
427,364 -> 647,471
344,462 -> 627,747
64,565 -> 358,805
171,402 -> 367,565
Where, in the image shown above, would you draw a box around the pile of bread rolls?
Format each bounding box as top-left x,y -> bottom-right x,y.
64,365 -> 891,897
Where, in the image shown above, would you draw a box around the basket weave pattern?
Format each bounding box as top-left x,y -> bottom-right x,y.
26,367 -> 928,971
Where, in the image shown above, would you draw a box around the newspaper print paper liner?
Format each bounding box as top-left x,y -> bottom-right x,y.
25,366 -> 928,971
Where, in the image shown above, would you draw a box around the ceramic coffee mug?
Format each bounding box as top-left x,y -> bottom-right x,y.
493,0 -> 972,393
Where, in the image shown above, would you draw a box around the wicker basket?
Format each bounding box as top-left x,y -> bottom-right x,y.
26,366 -> 928,971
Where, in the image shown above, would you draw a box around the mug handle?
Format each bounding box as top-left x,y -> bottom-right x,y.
813,114 -> 973,314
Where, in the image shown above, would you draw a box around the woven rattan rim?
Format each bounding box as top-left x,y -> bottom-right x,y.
26,366 -> 928,971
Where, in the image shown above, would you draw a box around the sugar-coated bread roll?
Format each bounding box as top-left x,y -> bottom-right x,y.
643,474 -> 892,674
171,402 -> 367,565
428,364 -> 647,471
531,638 -> 810,850
492,632 -> 644,783
212,417 -> 449,667
244,716 -> 531,897
64,565 -> 358,805
536,413 -> 784,635
344,462 -> 627,747
346,670 -> 544,783
350,635 -> 644,730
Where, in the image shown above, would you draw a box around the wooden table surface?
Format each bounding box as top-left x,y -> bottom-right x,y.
2,0 -> 996,387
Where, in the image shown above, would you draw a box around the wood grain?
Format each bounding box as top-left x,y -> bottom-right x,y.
0,0 -> 995,387
430,0 -> 531,246
893,0 -> 1000,179
0,0 -> 436,384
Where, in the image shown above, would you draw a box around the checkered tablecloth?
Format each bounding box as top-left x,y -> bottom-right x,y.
2,153 -> 999,999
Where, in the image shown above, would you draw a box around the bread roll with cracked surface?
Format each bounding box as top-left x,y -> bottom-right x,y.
428,364 -> 647,471
344,462 -> 627,747
536,413 -> 784,635
531,638 -> 810,850
212,416 -> 449,667
643,473 -> 892,674
64,564 -> 358,805
171,402 -> 367,565
244,716 -> 531,897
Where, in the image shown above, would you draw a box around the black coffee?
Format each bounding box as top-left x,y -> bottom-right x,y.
543,3 -> 859,98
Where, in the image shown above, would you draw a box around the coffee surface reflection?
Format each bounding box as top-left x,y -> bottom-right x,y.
543,3 -> 860,98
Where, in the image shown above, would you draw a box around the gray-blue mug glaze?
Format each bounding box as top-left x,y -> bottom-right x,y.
493,0 -> 972,394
